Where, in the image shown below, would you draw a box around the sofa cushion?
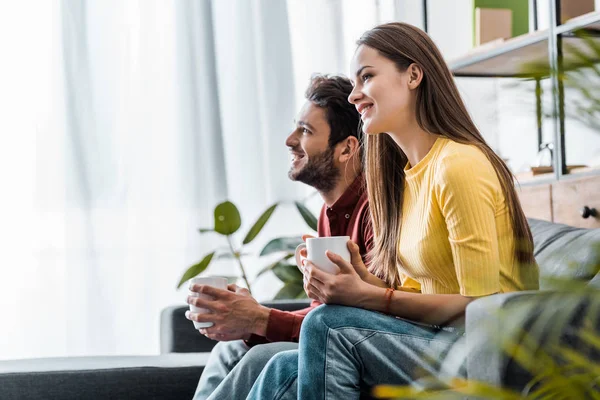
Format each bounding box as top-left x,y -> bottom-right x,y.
529,218 -> 600,289
0,353 -> 209,400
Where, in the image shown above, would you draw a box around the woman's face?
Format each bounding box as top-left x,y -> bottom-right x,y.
348,45 -> 416,135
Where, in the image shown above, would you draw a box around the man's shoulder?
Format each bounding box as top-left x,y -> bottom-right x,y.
355,191 -> 369,215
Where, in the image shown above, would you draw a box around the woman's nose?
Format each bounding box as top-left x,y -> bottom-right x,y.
348,86 -> 361,104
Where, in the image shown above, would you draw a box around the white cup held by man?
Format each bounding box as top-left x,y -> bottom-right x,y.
188,276 -> 228,329
294,236 -> 351,275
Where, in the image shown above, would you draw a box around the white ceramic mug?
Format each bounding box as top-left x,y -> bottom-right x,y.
188,276 -> 228,329
294,236 -> 351,274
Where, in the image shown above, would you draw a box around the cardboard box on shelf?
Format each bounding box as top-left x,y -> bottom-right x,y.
475,8 -> 513,46
472,0 -> 528,47
561,0 -> 595,23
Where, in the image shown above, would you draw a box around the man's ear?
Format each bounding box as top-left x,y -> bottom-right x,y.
338,136 -> 360,162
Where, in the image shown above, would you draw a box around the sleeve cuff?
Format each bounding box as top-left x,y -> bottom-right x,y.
244,302 -> 320,346
264,308 -> 304,342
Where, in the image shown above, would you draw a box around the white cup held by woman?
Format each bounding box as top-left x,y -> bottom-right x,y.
295,236 -> 351,274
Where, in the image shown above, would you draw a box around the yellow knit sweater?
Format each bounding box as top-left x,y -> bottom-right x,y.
398,137 -> 539,296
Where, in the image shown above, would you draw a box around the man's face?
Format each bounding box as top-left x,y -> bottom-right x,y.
285,101 -> 340,192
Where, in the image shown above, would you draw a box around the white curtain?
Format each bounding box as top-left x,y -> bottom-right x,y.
0,0 -> 415,360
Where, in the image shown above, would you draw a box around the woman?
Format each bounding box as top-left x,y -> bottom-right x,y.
248,22 -> 539,399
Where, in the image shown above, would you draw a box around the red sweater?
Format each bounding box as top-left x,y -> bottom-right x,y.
246,175 -> 373,345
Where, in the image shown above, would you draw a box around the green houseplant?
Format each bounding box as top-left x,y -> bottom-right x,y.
254,200 -> 318,299
176,199 -> 317,299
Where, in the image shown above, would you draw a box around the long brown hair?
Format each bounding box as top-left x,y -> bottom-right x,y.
358,23 -> 536,288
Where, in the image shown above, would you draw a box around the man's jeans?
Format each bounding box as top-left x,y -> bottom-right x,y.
193,340 -> 299,400
248,305 -> 465,400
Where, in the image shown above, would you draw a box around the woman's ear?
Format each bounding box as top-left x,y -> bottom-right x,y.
407,63 -> 423,90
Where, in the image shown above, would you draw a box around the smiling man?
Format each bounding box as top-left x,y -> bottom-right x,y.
188,74 -> 379,400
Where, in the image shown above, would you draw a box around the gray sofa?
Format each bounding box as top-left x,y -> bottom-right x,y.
0,300 -> 309,400
1,219 -> 598,399
467,218 -> 600,393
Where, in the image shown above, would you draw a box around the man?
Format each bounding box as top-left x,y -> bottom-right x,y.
187,74 -> 381,400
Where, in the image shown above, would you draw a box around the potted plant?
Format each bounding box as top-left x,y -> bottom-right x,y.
177,199 -> 317,299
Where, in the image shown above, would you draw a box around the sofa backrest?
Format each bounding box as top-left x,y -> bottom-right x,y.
529,218 -> 600,290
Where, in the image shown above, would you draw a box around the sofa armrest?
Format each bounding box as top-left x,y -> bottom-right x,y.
160,299 -> 311,354
466,290 -> 600,391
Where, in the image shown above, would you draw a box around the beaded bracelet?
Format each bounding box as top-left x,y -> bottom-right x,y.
384,287 -> 395,314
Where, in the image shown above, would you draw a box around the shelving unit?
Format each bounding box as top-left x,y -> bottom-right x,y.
446,2 -> 600,184
434,0 -> 600,227
449,11 -> 600,78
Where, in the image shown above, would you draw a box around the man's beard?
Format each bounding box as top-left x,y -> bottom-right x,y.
289,146 -> 340,193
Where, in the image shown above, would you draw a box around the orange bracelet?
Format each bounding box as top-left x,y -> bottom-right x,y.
384,287 -> 395,314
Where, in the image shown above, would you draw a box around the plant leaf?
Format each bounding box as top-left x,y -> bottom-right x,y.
256,254 -> 294,278
214,201 -> 241,235
272,263 -> 303,283
295,201 -> 318,231
243,203 -> 278,245
198,228 -> 214,234
273,281 -> 304,300
259,236 -> 303,256
580,327 -> 600,352
176,252 -> 216,288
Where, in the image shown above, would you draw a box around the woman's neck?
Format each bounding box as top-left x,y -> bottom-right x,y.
387,121 -> 437,168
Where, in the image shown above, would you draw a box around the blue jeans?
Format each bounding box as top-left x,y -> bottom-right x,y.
248,305 -> 465,400
193,340 -> 299,400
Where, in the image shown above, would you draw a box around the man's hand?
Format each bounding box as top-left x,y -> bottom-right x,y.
185,283 -> 271,341
228,283 -> 251,297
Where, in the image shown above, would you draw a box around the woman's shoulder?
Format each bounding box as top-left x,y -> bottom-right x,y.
434,138 -> 496,181
436,138 -> 487,161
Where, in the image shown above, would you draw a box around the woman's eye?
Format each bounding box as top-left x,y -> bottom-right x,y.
302,128 -> 310,134
362,73 -> 372,82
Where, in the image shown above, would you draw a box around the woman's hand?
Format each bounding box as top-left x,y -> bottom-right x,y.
344,240 -> 371,281
299,238 -> 371,282
302,241 -> 371,306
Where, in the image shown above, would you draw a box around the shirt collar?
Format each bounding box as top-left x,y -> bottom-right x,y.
327,173 -> 366,214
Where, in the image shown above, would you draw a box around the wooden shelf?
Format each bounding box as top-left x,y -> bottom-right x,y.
449,30 -> 549,77
514,170 -> 555,186
449,11 -> 600,78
